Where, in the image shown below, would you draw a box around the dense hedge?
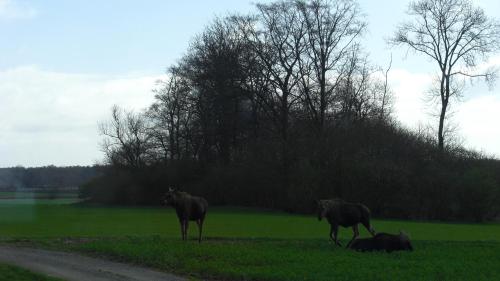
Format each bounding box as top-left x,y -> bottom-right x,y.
81,120 -> 500,222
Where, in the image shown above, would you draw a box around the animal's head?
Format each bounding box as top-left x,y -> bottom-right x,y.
162,187 -> 178,206
316,200 -> 329,221
398,231 -> 413,251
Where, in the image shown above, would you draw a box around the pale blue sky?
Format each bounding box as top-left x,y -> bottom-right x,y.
2,0 -> 498,73
1,1 -> 262,74
0,0 -> 428,74
0,0 -> 499,167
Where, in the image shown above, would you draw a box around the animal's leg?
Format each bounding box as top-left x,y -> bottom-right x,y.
196,219 -> 204,243
329,224 -> 335,242
179,220 -> 184,240
346,224 -> 359,248
184,220 -> 189,241
362,220 -> 376,236
333,225 -> 341,247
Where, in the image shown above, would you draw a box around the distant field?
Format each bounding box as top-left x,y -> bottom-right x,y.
1,199 -> 499,280
0,190 -> 79,200
0,190 -> 80,207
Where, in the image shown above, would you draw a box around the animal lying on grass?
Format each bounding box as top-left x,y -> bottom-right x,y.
163,188 -> 208,242
316,199 -> 376,247
349,231 -> 413,252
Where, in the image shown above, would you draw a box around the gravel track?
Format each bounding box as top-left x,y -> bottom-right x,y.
0,246 -> 186,281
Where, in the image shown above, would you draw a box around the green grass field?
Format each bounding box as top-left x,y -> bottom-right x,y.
0,263 -> 62,281
1,198 -> 499,280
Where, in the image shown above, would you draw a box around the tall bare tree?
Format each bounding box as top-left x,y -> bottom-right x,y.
182,17 -> 249,164
147,66 -> 194,162
239,2 -> 307,144
391,0 -> 500,151
296,0 -> 366,132
234,1 -> 308,203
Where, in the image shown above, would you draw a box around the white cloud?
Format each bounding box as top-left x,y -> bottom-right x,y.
389,68 -> 432,128
456,94 -> 500,158
1,55 -> 499,167
0,66 -> 163,167
388,55 -> 500,158
0,0 -> 37,20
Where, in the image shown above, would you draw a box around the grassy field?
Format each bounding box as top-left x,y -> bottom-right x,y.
0,263 -> 62,281
1,198 -> 499,280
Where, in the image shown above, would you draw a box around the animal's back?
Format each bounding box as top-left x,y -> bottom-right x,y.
329,202 -> 364,227
186,195 -> 207,220
349,233 -> 387,251
349,237 -> 377,251
350,233 -> 413,252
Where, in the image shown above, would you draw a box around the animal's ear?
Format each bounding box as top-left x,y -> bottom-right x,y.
168,187 -> 175,192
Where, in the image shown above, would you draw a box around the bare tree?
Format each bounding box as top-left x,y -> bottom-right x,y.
390,0 -> 500,151
379,54 -> 394,121
335,50 -> 393,123
231,1 -> 308,205
99,105 -> 151,168
247,1 -> 307,144
181,17 -> 249,164
147,66 -> 195,162
296,0 -> 366,132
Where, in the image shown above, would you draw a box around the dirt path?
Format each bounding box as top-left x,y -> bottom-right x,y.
0,246 -> 186,281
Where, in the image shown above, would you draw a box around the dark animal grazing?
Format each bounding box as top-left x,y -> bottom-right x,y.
163,188 -> 208,242
349,231 -> 413,252
316,199 -> 376,247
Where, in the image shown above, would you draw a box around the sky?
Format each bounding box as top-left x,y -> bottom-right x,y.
0,0 -> 499,167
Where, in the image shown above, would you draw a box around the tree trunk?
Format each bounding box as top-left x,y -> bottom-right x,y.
437,73 -> 450,152
438,101 -> 447,151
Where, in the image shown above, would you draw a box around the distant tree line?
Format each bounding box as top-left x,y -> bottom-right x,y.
0,166 -> 100,190
83,0 -> 500,222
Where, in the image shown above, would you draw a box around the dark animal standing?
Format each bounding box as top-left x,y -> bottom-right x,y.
349,231 -> 413,252
316,199 -> 376,247
163,188 -> 208,242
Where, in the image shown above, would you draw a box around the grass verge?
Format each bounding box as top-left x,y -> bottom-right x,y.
0,263 -> 63,281
43,236 -> 500,281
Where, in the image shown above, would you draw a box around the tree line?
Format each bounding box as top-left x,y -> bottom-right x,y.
0,166 -> 99,190
83,0 -> 500,222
